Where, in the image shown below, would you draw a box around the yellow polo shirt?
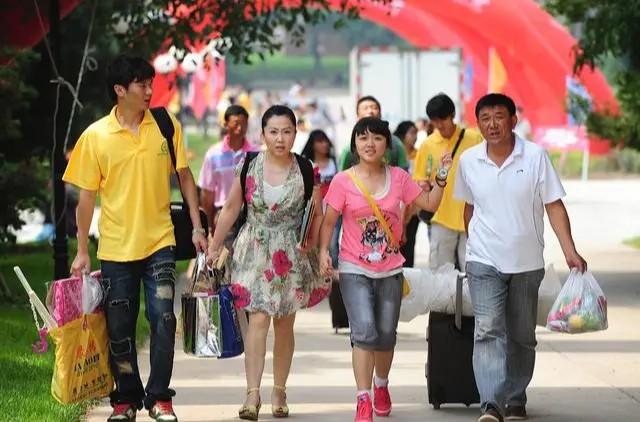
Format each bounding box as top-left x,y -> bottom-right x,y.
412,126 -> 482,232
63,107 -> 188,262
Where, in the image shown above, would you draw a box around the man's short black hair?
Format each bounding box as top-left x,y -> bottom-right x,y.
105,54 -> 155,103
357,95 -> 381,111
224,105 -> 249,122
475,94 -> 517,118
426,93 -> 456,120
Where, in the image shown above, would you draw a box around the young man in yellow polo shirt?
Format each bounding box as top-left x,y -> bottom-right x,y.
412,93 -> 482,270
63,55 -> 207,422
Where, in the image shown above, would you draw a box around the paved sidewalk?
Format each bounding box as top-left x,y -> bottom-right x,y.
86,180 -> 640,422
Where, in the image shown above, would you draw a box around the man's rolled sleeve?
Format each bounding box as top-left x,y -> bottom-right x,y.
62,132 -> 101,190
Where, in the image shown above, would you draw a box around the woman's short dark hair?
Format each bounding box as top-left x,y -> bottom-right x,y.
350,117 -> 392,155
394,120 -> 417,141
301,129 -> 335,162
261,104 -> 297,130
105,54 -> 155,103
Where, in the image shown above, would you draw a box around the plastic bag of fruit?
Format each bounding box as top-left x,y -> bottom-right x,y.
546,269 -> 608,334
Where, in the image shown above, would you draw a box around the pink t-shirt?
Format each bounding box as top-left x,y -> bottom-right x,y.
198,137 -> 260,207
325,166 -> 422,273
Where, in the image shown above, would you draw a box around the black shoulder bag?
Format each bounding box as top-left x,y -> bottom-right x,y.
418,128 -> 466,224
150,107 -> 208,261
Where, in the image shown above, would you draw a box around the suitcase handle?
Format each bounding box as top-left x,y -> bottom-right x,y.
455,273 -> 465,331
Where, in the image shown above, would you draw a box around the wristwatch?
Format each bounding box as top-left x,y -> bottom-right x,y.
436,167 -> 449,181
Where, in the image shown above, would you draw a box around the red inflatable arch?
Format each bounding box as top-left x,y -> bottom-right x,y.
3,0 -> 617,153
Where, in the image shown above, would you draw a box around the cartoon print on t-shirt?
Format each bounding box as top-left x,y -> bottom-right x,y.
357,215 -> 399,263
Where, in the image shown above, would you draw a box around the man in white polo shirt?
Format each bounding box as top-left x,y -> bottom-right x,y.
454,93 -> 587,422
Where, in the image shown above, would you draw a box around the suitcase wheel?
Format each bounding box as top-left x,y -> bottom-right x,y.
432,403 -> 441,410
465,403 -> 471,407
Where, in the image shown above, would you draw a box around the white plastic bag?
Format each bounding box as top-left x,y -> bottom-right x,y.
399,264 -> 473,322
81,272 -> 103,315
536,264 -> 562,327
399,268 -> 431,322
546,269 -> 608,334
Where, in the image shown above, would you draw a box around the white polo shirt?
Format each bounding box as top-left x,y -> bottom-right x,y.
454,135 -> 565,273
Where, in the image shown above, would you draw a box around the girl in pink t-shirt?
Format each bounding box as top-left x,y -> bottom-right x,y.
319,117 -> 451,422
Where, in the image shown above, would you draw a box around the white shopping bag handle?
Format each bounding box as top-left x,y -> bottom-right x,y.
13,266 -> 57,330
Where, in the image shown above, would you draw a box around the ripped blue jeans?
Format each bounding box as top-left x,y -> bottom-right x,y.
101,246 -> 177,410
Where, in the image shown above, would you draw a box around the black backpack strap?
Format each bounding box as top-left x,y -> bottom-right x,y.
294,153 -> 314,201
237,151 -> 259,229
240,151 -> 259,198
150,107 -> 186,200
150,107 -> 177,170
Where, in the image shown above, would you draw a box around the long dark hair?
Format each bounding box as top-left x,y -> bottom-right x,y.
301,129 -> 335,162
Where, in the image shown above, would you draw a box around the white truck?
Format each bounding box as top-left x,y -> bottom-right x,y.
349,46 -> 464,129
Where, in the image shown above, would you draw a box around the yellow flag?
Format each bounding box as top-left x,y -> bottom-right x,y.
488,47 -> 508,93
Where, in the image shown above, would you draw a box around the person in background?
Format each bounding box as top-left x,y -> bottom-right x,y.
199,105 -> 260,249
514,106 -> 532,141
292,117 -> 310,155
455,93 -> 587,422
206,105 -> 328,421
319,117 -> 451,422
412,93 -> 483,271
338,96 -> 409,172
64,54 -> 208,422
300,129 -> 348,332
300,129 -> 338,199
414,118 -> 428,149
393,121 -> 420,267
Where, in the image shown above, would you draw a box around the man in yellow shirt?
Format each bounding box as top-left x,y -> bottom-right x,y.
63,55 -> 207,422
412,93 -> 482,270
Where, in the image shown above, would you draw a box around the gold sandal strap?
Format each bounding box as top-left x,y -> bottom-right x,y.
247,387 -> 260,393
273,385 -> 286,391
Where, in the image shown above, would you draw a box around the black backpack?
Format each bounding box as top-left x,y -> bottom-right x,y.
234,152 -> 315,234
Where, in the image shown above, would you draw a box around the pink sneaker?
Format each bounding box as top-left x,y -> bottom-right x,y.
355,393 -> 373,422
373,385 -> 392,416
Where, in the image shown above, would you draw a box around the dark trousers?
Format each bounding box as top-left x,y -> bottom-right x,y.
100,246 -> 177,410
400,215 -> 420,268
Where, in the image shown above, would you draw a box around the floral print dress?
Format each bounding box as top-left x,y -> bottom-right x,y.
227,152 -> 331,317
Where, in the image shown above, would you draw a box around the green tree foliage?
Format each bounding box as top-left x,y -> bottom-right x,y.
0,0 -> 389,244
0,47 -> 47,245
545,0 -> 640,150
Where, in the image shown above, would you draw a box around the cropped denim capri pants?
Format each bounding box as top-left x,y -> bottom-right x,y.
339,272 -> 404,351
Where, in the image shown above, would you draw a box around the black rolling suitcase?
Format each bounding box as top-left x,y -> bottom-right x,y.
329,281 -> 349,332
425,274 -> 480,409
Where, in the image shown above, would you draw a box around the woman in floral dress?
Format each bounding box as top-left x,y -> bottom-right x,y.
207,105 -> 329,421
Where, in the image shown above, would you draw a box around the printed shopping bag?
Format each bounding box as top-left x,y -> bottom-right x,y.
181,293 -> 223,357
48,313 -> 113,404
218,285 -> 244,359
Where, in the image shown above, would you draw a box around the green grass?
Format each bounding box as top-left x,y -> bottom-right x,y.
624,236 -> 640,249
0,241 -> 151,422
171,131 -> 219,201
226,54 -> 349,86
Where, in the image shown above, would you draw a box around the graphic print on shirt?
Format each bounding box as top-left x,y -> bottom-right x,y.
357,213 -> 399,263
